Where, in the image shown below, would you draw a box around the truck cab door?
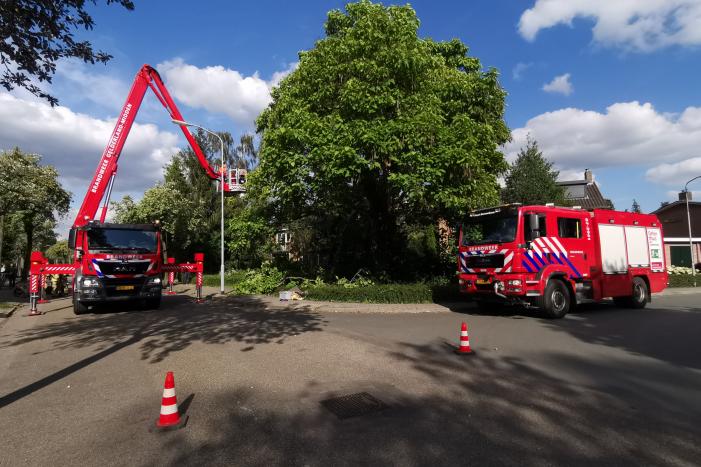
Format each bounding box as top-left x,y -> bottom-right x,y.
551,213 -> 595,279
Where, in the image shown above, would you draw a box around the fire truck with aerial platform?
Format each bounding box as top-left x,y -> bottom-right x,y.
457,204 -> 668,318
28,64 -> 246,315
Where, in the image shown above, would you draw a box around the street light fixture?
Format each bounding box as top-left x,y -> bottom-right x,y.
684,175 -> 701,286
172,118 -> 226,295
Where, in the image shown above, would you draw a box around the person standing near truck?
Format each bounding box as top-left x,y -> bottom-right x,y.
8,265 -> 16,287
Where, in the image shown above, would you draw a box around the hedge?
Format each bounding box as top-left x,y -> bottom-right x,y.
304,283 -> 463,304
668,274 -> 700,288
201,271 -> 247,288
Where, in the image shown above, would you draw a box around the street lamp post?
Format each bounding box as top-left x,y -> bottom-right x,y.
684,176 -> 701,287
172,119 -> 226,295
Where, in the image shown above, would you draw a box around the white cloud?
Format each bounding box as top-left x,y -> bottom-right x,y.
512,62 -> 533,81
157,59 -> 297,127
0,92 -> 179,216
54,59 -> 129,111
506,101 -> 701,180
519,0 -> 701,52
647,158 -> 701,186
542,73 -> 573,95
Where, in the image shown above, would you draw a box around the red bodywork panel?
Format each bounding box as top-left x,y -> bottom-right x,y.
457,205 -> 668,303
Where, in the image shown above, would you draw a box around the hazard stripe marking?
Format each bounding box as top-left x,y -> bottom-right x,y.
160,404 -> 178,415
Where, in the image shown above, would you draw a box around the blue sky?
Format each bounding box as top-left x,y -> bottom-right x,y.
2,0 -> 701,223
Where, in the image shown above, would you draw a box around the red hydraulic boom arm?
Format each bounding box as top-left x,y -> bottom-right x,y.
74,64 -> 232,228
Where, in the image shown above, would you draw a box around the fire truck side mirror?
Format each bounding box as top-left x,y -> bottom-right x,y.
528,214 -> 540,239
68,228 -> 77,249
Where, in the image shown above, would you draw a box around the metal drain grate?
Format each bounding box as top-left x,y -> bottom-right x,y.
320,392 -> 389,419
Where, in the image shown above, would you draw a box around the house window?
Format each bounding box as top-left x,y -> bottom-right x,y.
557,218 -> 582,239
670,245 -> 692,267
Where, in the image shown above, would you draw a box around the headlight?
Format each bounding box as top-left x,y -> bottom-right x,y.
82,277 -> 99,287
147,277 -> 161,285
507,279 -> 522,286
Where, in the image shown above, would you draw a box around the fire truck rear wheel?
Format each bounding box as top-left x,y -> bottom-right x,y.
627,277 -> 649,309
540,279 -> 571,319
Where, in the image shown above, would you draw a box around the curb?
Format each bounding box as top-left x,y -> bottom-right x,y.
274,299 -> 469,314
0,303 -> 21,319
659,287 -> 701,296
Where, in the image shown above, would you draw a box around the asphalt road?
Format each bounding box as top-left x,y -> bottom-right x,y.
0,289 -> 699,466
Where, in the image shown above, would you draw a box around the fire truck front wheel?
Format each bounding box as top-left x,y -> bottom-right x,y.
73,296 -> 89,315
539,279 -> 571,319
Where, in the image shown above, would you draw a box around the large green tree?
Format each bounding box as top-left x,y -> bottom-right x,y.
0,148 -> 71,276
0,0 -> 135,105
501,138 -> 567,206
254,1 -> 509,277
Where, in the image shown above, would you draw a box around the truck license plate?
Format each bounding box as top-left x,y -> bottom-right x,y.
116,285 -> 135,291
476,278 -> 491,285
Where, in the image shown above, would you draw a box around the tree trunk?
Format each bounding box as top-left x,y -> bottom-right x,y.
22,213 -> 35,280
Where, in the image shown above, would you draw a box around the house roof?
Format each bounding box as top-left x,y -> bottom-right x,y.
558,179 -> 588,186
652,200 -> 701,215
556,179 -> 614,210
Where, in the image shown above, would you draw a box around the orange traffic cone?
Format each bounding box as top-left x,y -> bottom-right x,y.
154,372 -> 187,431
455,322 -> 475,355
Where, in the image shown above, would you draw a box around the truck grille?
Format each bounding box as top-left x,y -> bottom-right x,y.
465,254 -> 505,269
95,260 -> 150,275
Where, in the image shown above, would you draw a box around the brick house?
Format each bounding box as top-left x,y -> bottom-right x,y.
651,191 -> 701,268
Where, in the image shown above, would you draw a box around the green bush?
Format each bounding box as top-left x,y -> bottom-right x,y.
232,264 -> 285,295
668,274 -> 699,288
305,282 -> 463,304
202,270 -> 247,288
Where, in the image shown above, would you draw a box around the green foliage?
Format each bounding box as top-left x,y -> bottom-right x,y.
305,280 -> 462,303
226,205 -> 275,269
0,0 -> 135,105
201,270 -> 247,288
0,148 -> 70,276
502,138 -> 568,206
254,0 -> 509,278
0,148 -> 71,217
231,264 -> 285,295
333,275 -> 374,288
631,199 -> 642,213
668,274 -> 699,288
45,240 -> 71,263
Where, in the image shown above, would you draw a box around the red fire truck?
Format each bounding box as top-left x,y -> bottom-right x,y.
28,64 -> 244,315
457,204 -> 668,318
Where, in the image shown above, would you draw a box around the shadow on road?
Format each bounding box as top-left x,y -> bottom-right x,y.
4,295 -> 326,362
145,343 -> 700,466
443,297 -> 701,370
544,302 -> 701,370
0,295 -> 326,408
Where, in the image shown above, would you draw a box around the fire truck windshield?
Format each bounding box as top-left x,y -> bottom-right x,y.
462,213 -> 518,246
87,228 -> 157,253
